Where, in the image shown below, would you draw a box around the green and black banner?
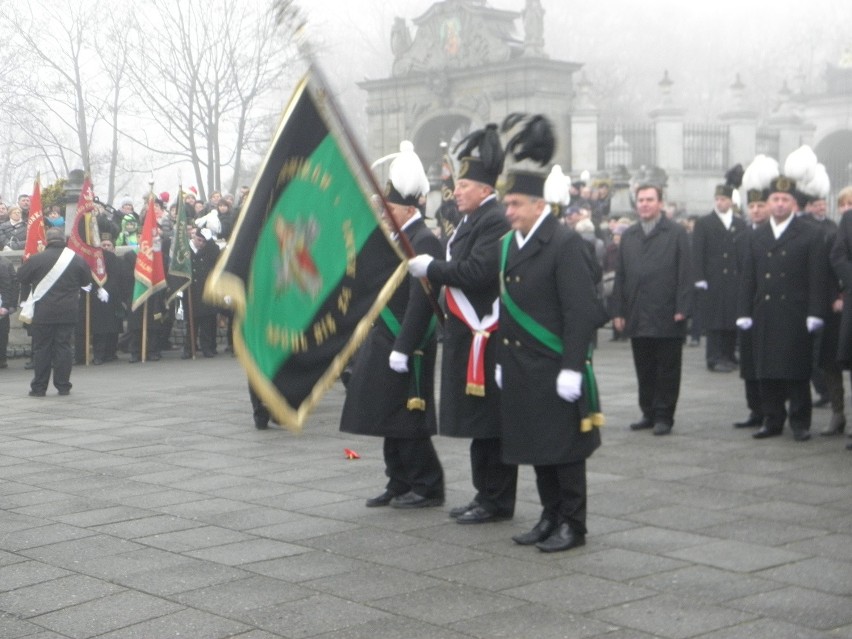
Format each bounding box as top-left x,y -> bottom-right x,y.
207,73 -> 406,431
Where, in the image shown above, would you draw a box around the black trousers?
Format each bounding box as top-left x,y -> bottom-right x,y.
631,337 -> 684,426
744,379 -> 763,417
470,437 -> 517,516
249,385 -> 270,426
384,437 -> 444,499
706,329 -> 737,367
185,315 -> 217,355
31,323 -> 75,393
0,314 -> 9,364
534,460 -> 587,535
760,378 -> 811,433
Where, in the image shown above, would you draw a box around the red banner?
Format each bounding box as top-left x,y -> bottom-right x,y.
67,175 -> 107,285
23,176 -> 46,261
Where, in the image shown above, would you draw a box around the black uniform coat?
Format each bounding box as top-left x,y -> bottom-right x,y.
800,216 -> 842,369
692,211 -> 747,329
17,242 -> 90,324
340,218 -> 442,438
738,216 -> 828,380
498,215 -> 605,466
829,209 -> 852,366
736,224 -> 763,381
612,216 -> 693,338
83,251 -> 131,335
189,240 -> 221,318
426,196 -> 509,438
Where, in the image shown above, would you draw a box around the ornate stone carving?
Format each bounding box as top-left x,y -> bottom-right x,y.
522,0 -> 545,58
391,0 -> 520,77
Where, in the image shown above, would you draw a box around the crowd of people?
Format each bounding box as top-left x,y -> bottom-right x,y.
4,127 -> 851,555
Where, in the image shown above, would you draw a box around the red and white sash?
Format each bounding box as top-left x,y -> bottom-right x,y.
445,286 -> 499,396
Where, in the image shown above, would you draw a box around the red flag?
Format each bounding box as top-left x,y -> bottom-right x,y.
131,195 -> 166,311
67,175 -> 107,285
23,175 -> 46,261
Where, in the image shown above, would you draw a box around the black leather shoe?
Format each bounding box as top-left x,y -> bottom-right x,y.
390,491 -> 444,509
129,356 -> 140,364
629,417 -> 653,431
846,441 -> 852,450
28,390 -> 45,397
709,361 -> 736,373
57,389 -> 70,396
734,414 -> 763,428
254,419 -> 269,430
753,426 -> 782,439
821,413 -> 846,435
512,519 -> 556,545
792,429 -> 811,442
535,523 -> 585,553
456,506 -> 511,525
365,491 -> 396,508
653,422 -> 673,436
449,501 -> 478,518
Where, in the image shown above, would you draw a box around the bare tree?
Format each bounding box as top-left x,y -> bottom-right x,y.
128,0 -> 297,201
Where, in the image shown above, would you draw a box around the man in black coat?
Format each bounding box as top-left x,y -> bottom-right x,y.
692,183 -> 747,372
184,228 -> 221,358
612,184 -> 692,435
341,142 -> 444,508
497,158 -> 605,552
17,228 -> 90,396
734,187 -> 770,429
408,124 -> 517,524
829,186 -> 852,449
0,253 -> 19,368
737,176 -> 828,442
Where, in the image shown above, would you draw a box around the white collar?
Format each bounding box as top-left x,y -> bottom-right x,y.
770,214 -> 793,239
392,212 -> 421,240
515,205 -> 552,249
715,208 -> 733,230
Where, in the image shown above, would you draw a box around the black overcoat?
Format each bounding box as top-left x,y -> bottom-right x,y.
189,240 -> 221,318
340,218 -> 442,438
736,224 -> 761,381
691,211 -> 747,329
738,216 -> 828,380
498,215 -> 605,465
82,251 -> 131,335
829,209 -> 852,366
17,243 -> 90,324
611,217 -> 692,338
427,197 -> 509,438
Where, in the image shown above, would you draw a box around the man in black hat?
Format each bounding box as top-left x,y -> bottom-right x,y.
612,184 -> 692,436
17,228 -> 90,396
408,124 -> 517,524
737,176 -> 828,441
341,141 -> 444,509
496,115 -> 605,552
692,169 -> 747,372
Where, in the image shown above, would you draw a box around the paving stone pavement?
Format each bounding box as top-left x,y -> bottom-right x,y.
1,335 -> 850,639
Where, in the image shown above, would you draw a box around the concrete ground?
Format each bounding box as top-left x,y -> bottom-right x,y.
1,333 -> 850,638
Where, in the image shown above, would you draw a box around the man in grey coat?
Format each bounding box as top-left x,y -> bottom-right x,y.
612,184 -> 693,435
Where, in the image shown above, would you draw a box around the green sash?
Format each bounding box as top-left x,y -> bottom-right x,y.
500,233 -> 604,431
380,307 -> 436,411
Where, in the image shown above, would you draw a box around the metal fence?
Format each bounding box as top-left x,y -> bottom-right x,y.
684,124 -> 728,171
598,122 -> 656,171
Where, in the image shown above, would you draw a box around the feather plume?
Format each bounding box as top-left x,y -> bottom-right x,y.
501,112 -> 527,133
388,141 -> 429,199
454,123 -> 505,175
504,115 -> 555,167
544,165 -> 571,205
784,145 -> 817,184
802,163 -> 830,198
725,163 -> 744,189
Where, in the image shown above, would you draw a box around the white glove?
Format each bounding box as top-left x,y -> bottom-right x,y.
97,288 -> 109,303
695,280 -> 708,290
806,316 -> 824,333
389,350 -> 408,373
556,369 -> 582,402
223,295 -> 232,306
495,364 -> 502,390
81,284 -> 93,293
176,290 -> 184,298
736,317 -> 753,330
407,254 -> 434,278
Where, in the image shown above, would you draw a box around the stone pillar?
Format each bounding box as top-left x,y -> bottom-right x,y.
767,81 -> 815,162
570,74 -> 598,174
63,169 -> 85,238
649,71 -> 685,172
720,75 -> 758,166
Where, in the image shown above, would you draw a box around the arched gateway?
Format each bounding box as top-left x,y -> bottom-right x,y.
359,0 -> 580,191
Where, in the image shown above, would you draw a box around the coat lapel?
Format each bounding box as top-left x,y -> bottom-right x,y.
505,214 -> 555,272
